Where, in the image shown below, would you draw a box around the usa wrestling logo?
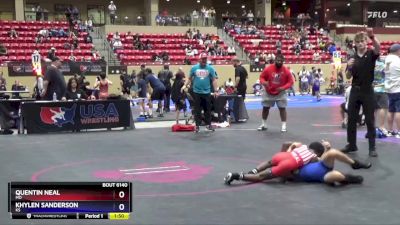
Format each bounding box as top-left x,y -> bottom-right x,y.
40,104 -> 76,127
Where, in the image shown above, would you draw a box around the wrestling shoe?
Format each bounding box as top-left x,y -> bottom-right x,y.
343,174 -> 364,184
224,172 -> 241,185
351,160 -> 372,169
257,125 -> 267,131
224,173 -> 234,185
341,144 -> 358,153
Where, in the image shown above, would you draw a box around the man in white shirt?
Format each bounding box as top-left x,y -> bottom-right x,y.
384,44 -> 400,138
247,10 -> 254,24
192,9 -> 199,26
313,52 -> 321,61
299,67 -> 309,94
108,1 -> 117,24
113,40 -> 123,50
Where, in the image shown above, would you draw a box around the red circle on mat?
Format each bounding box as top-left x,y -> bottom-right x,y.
31,155 -> 261,197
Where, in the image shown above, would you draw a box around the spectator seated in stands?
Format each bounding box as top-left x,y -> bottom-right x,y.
276,39 -> 282,50
91,48 -> 101,61
9,28 -> 18,39
313,51 -> 321,61
58,28 -> 68,37
227,46 -> 235,55
113,32 -> 121,42
69,52 -> 77,62
328,43 -> 337,55
152,53 -> 162,62
135,40 -> 144,50
47,47 -> 57,61
266,51 -> 275,64
49,27 -> 59,37
294,43 -> 301,56
0,43 -> 7,55
113,39 -> 123,50
160,51 -> 170,62
186,28 -> 192,39
34,35 -> 42,44
144,39 -> 152,50
207,44 -> 217,56
319,41 -> 326,52
185,45 -> 198,56
72,35 -> 79,49
0,79 -> 9,100
184,56 -> 191,65
193,30 -> 202,40
38,28 -> 49,39
85,34 -> 93,44
11,80 -> 25,99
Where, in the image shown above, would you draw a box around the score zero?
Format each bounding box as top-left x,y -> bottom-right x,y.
102,183 -> 128,187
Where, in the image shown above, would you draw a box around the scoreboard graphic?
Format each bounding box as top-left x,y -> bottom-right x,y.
8,182 -> 132,220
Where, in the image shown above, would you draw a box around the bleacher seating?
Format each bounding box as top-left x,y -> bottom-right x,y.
0,20 -> 95,63
373,41 -> 400,55
107,32 -> 235,65
226,25 -> 334,64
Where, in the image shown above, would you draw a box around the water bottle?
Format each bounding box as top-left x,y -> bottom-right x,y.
53,92 -> 57,101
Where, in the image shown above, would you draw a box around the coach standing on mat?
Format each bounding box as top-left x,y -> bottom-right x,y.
182,53 -> 218,132
257,54 -> 293,132
341,28 -> 380,157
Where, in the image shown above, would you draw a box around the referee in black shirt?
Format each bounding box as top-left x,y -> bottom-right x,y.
342,28 -> 380,157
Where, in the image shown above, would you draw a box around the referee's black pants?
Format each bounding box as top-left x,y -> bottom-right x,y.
347,87 -> 375,149
193,93 -> 212,127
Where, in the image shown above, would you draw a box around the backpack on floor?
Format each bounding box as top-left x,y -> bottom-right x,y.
172,124 -> 195,132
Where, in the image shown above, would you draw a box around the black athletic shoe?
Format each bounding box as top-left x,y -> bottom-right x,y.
351,160 -> 372,169
344,174 -> 364,184
224,172 -> 240,185
0,129 -> 13,135
194,126 -> 200,133
341,144 -> 358,153
157,113 -> 164,117
206,125 -> 215,132
224,173 -> 234,185
369,148 -> 378,157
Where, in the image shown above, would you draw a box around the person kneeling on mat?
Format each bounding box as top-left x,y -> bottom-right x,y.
224,141 -> 371,185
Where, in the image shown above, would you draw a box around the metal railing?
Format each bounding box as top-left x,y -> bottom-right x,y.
271,18 -> 316,28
